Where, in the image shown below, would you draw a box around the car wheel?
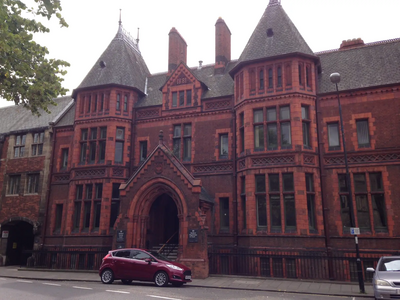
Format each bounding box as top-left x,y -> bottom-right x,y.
101,269 -> 114,284
154,271 -> 169,287
121,279 -> 132,285
172,282 -> 183,287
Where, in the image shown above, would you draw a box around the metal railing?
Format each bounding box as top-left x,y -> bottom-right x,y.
22,247 -> 110,271
208,246 -> 400,282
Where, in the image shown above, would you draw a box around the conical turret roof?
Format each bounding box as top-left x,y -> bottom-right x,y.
232,0 -> 315,74
74,23 -> 150,96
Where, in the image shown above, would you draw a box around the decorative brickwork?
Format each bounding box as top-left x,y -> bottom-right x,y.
303,155 -> 315,165
252,155 -> 295,166
74,168 -> 105,178
112,168 -> 125,177
137,109 -> 160,119
324,152 -> 400,165
54,174 -> 70,182
205,99 -> 231,110
193,164 -> 233,174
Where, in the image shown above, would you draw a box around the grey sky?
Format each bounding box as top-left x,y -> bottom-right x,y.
1,0 -> 399,108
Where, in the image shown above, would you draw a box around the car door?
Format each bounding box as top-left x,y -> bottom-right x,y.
132,250 -> 159,281
112,250 -> 132,279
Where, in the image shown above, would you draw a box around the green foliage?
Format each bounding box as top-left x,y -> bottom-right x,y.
0,0 -> 70,116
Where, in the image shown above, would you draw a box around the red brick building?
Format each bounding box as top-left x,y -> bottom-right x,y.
1,0 -> 399,279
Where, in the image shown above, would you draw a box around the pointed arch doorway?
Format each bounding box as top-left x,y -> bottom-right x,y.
146,194 -> 179,250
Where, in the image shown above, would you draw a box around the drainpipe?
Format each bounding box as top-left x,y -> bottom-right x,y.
41,122 -> 57,249
315,65 -> 333,279
233,106 -> 238,246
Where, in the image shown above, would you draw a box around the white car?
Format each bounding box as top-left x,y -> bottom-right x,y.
367,256 -> 400,300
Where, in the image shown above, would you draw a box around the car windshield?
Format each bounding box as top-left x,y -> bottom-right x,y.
149,251 -> 170,261
379,258 -> 400,271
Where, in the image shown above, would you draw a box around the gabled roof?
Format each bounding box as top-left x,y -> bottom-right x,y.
231,0 -> 315,75
0,96 -> 73,135
317,38 -> 400,94
135,62 -> 236,108
74,23 -> 150,96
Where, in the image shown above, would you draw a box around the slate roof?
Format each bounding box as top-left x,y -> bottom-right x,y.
231,0 -> 314,74
0,96 -> 73,135
317,38 -> 400,94
135,62 -> 236,108
75,24 -> 150,96
55,102 -> 76,127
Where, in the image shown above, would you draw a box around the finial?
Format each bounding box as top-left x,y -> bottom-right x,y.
119,9 -> 122,26
268,0 -> 281,6
136,27 -> 140,45
159,130 -> 164,144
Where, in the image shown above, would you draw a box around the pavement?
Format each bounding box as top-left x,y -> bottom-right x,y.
0,266 -> 374,298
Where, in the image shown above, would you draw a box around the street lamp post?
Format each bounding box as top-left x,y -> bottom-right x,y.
330,72 -> 365,293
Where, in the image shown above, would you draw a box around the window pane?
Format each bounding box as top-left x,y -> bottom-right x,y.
307,194 -> 316,230
255,175 -> 266,193
338,174 -> 348,192
186,90 -> 192,105
90,128 -> 97,140
354,174 -> 367,193
356,120 -> 370,146
74,202 -> 81,229
172,92 -> 177,107
179,91 -> 185,106
89,142 -> 96,162
280,106 -> 290,120
183,137 -> 191,160
55,204 -> 63,230
173,125 -> 181,137
115,141 -> 123,163
116,128 -> 124,140
301,106 -> 309,120
284,194 -> 296,229
184,124 -> 191,136
370,173 -> 383,191
86,184 -> 93,199
340,195 -> 351,229
356,194 -> 370,230
270,195 -> 281,229
100,127 -> 107,139
76,185 -> 83,200
173,139 -> 181,157
303,122 -> 310,147
112,183 -> 120,199
83,202 -> 91,229
220,134 -> 228,157
254,124 -> 264,150
267,123 -> 277,149
305,173 -> 314,192
93,202 -> 101,229
80,143 -> 87,163
372,194 -> 387,230
257,195 -> 267,227
328,123 -> 339,147
99,141 -> 106,161
220,198 -> 229,229
282,173 -> 294,191
110,200 -> 120,228
281,122 -> 291,146
254,110 -> 263,123
95,183 -> 103,199
81,129 -> 88,141
140,141 -> 147,161
269,174 -> 279,192
21,135 -> 26,145
267,108 -> 276,121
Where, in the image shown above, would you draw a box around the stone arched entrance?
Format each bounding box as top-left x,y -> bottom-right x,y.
146,194 -> 179,249
1,218 -> 35,266
125,179 -> 188,253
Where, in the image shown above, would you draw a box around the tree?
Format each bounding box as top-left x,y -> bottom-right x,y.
0,0 -> 69,116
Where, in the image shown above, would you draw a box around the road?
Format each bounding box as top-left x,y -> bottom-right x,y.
0,277 -> 367,300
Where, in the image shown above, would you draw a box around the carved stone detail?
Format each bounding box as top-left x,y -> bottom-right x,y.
303,155 -> 315,165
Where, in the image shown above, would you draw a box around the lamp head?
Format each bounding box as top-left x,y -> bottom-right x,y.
330,73 -> 341,84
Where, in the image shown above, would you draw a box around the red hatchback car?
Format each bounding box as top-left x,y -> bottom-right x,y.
99,248 -> 192,287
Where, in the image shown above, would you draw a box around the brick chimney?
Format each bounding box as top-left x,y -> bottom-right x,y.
215,17 -> 231,75
168,27 -> 187,74
340,38 -> 365,50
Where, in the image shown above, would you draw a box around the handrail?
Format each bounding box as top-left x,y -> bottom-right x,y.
158,231 -> 178,254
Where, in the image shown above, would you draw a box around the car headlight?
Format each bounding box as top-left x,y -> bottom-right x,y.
375,279 -> 391,286
166,264 -> 183,271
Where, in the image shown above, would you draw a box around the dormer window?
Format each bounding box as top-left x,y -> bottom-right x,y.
171,90 -> 193,108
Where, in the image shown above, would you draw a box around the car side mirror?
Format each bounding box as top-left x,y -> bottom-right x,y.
366,267 -> 375,273
145,258 -> 152,264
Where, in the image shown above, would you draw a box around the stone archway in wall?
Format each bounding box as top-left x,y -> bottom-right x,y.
126,179 -> 188,252
1,218 -> 36,266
